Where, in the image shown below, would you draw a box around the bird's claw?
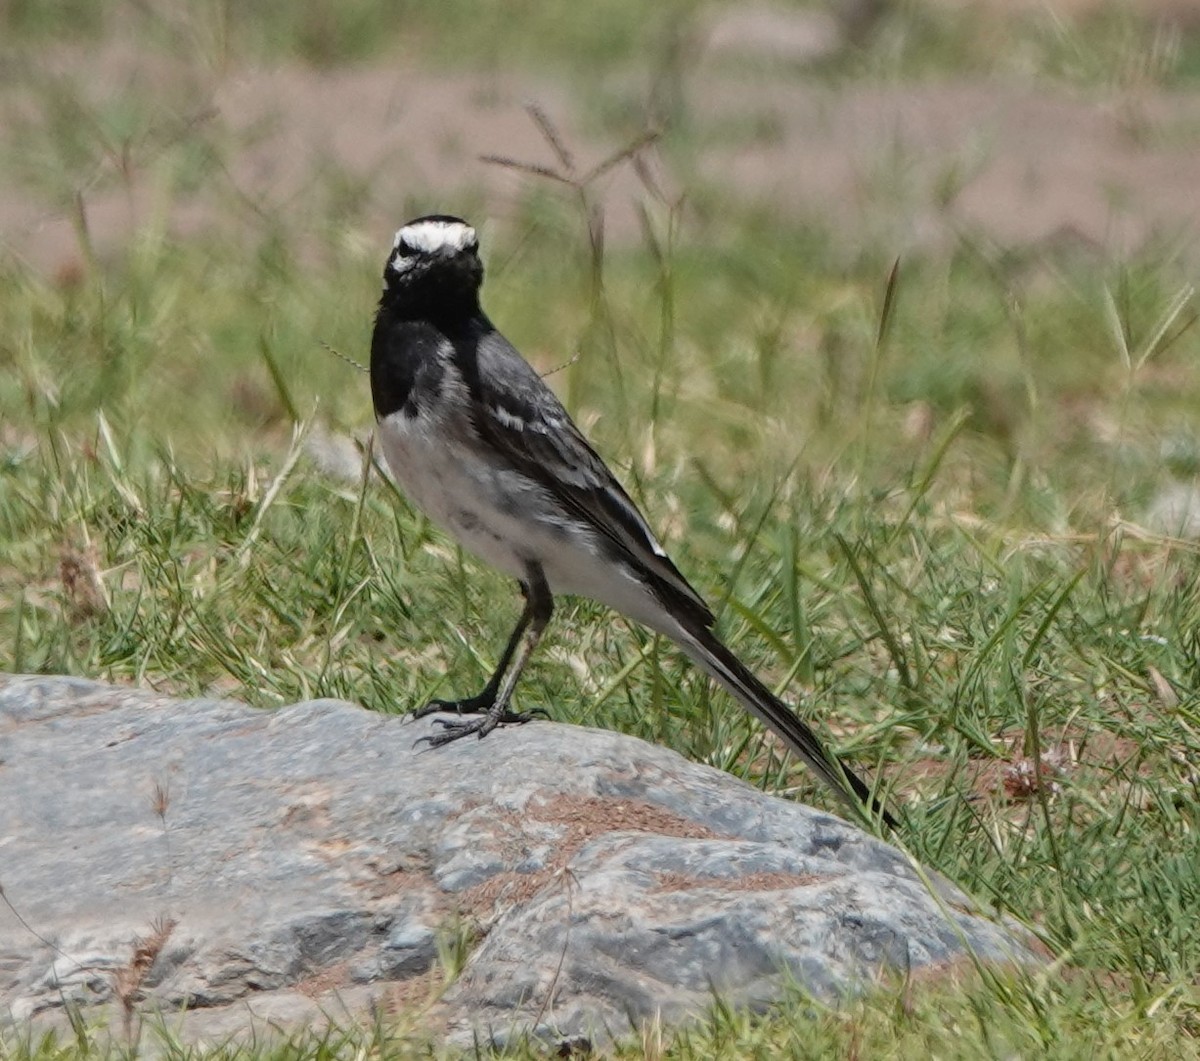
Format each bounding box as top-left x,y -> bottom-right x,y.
410,706 -> 546,750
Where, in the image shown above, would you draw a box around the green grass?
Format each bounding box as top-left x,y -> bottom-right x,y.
5,1 -> 1200,1058
5,966 -> 1198,1060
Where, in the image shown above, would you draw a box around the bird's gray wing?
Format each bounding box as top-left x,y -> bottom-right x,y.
466,328 -> 715,629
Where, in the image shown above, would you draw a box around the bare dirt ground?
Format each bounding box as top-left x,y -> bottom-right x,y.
694,77 -> 1200,254
2,6 -> 1199,276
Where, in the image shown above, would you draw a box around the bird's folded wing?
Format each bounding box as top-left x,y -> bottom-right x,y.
469,330 -> 715,629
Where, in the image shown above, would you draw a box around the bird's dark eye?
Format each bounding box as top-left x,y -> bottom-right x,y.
397,239 -> 416,256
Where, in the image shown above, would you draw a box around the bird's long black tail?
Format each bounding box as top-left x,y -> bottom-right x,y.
679,626 -> 897,830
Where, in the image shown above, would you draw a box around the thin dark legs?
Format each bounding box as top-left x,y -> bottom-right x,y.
414,563 -> 553,746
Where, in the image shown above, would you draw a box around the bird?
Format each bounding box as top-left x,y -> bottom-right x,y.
369,213 -> 896,829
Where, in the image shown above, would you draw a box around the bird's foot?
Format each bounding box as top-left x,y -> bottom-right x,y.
409,691 -> 496,720
414,707 -> 544,748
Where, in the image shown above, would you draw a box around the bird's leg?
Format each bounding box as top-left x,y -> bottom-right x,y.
411,587 -> 532,720
416,565 -> 553,745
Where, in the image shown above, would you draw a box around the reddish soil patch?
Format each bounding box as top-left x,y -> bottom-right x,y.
528,793 -> 717,841
459,794 -> 721,915
651,869 -> 824,893
900,715 -> 1175,820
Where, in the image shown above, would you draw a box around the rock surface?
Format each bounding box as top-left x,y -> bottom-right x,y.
0,674 -> 1040,1048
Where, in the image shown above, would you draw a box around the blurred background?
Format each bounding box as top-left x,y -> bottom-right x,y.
3,0 -> 1199,516
3,0 -> 1199,525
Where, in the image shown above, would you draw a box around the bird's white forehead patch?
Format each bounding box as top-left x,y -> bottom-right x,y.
393,219 -> 477,256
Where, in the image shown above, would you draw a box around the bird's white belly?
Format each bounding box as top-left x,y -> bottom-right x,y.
378,412 -> 533,580
376,411 -> 676,633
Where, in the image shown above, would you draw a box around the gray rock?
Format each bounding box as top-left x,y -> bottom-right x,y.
0,675 -> 1040,1048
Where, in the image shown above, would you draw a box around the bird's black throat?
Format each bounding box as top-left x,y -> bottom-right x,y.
371,264 -> 488,422
380,255 -> 483,331
372,240 -> 490,421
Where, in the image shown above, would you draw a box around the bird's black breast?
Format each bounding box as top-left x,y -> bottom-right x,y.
370,316 -> 447,420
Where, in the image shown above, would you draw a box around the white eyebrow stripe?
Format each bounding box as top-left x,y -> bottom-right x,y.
393,220 -> 477,255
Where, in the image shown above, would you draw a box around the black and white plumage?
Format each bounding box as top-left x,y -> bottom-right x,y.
370,214 -> 895,828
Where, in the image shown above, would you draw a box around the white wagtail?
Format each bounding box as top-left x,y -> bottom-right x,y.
370,214 -> 896,828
